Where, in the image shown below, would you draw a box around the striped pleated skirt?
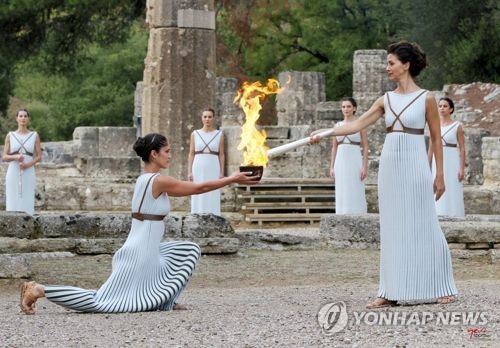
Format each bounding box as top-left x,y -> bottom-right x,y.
44,221 -> 201,313
377,133 -> 458,301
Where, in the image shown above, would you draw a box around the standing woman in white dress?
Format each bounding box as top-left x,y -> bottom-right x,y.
330,97 -> 368,214
2,109 -> 42,215
311,41 -> 457,308
188,108 -> 225,215
428,98 -> 465,217
20,133 -> 258,314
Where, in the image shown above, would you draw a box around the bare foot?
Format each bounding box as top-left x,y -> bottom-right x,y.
366,297 -> 397,309
20,281 -> 38,314
437,296 -> 456,304
173,303 -> 187,310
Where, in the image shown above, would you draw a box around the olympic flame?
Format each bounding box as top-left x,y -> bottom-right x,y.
234,79 -> 281,167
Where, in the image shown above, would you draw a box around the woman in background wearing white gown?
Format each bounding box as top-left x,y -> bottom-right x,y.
2,109 -> 42,215
188,108 -> 225,215
311,41 -> 457,308
330,97 -> 368,214
428,97 -> 465,217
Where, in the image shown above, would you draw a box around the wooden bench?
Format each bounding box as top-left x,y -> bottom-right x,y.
237,178 -> 335,225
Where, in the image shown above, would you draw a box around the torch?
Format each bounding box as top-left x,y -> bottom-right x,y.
266,129 -> 335,158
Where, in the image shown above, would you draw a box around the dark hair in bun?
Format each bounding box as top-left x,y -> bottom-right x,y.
133,133 -> 168,162
387,41 -> 427,77
439,97 -> 455,114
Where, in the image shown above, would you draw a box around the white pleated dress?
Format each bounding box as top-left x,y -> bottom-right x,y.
5,131 -> 37,215
44,173 -> 201,312
378,90 -> 457,301
432,122 -> 465,217
333,123 -> 367,214
191,130 -> 222,215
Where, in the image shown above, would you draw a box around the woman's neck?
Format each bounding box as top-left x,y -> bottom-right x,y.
440,116 -> 453,125
396,76 -> 420,94
202,126 -> 214,132
343,115 -> 355,122
16,126 -> 29,134
143,163 -> 161,174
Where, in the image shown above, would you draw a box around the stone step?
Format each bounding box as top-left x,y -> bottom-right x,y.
320,214 -> 500,246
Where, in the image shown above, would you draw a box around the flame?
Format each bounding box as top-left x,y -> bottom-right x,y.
234,79 -> 281,167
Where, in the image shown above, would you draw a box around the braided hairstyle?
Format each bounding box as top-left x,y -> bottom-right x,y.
133,133 -> 168,162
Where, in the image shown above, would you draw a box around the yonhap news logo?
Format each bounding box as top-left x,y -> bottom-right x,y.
317,301 -> 489,336
317,301 -> 349,335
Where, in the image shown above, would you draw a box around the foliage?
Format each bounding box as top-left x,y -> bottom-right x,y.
0,0 -> 146,114
11,24 -> 147,141
216,0 -> 499,97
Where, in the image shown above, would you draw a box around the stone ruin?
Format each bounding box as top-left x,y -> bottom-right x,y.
1,51 -> 499,214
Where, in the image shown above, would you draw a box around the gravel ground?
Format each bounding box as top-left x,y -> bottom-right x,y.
1,249 -> 499,347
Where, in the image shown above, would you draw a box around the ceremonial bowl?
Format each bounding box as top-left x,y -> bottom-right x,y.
239,165 -> 264,181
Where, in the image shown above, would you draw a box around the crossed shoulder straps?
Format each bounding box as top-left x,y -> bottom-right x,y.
441,121 -> 459,147
386,90 -> 427,134
9,131 -> 35,156
194,130 -> 221,155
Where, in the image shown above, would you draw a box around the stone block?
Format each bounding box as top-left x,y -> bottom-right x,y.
262,126 -> 290,139
315,101 -> 343,122
353,50 -> 396,112
463,187 -> 494,215
0,212 -> 34,239
194,237 -> 239,254
489,249 -> 500,264
178,9 -> 215,29
34,213 -> 131,238
97,127 -> 137,157
75,238 -> 125,254
73,127 -> 99,157
182,213 -> 234,238
441,221 -> 499,243
76,157 -> 140,177
482,137 -> 500,187
450,249 -> 489,260
448,243 -> 467,250
320,214 -> 380,245
277,71 -> 326,126
41,141 -> 74,164
0,254 -> 32,278
146,0 -> 214,28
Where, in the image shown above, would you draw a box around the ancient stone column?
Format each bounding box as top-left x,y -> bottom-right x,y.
276,71 -> 326,126
353,50 -> 395,156
141,0 -> 216,180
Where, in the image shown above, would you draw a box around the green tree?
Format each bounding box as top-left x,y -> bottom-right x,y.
0,0 -> 146,114
12,23 -> 147,140
216,0 -> 405,100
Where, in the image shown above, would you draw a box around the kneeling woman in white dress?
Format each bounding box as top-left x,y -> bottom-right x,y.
428,97 -> 465,217
188,108 -> 225,215
2,109 -> 42,215
20,133 -> 258,314
330,97 -> 368,214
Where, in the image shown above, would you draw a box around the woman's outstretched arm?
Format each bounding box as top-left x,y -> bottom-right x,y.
311,96 -> 384,141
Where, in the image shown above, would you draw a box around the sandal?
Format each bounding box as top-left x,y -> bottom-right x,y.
437,296 -> 456,304
20,281 -> 38,315
366,297 -> 398,309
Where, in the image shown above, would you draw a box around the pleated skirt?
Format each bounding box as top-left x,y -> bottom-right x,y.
45,221 -> 201,313
433,147 -> 465,217
191,154 -> 221,215
377,133 -> 458,301
334,145 -> 367,214
5,161 -> 35,215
